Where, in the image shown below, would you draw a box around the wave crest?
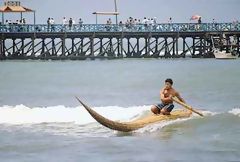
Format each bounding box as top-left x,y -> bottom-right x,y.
229,108 -> 240,116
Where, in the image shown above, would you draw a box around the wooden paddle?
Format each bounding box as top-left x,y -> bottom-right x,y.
172,96 -> 204,117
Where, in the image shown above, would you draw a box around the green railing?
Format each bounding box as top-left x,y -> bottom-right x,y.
0,23 -> 239,33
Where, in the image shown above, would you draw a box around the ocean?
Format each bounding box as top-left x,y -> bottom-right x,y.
0,58 -> 240,162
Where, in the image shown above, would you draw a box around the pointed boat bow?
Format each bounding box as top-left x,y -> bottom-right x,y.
75,97 -> 142,132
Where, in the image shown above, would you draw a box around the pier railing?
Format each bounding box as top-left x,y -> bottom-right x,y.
0,23 -> 240,33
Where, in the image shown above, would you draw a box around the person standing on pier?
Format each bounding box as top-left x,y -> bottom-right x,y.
62,17 -> 67,31
69,18 -> 73,31
79,18 -> 83,30
198,17 -> 202,24
168,17 -> 173,31
151,78 -> 186,115
168,17 -> 172,24
50,18 -> 55,31
62,17 -> 67,24
47,18 -> 51,31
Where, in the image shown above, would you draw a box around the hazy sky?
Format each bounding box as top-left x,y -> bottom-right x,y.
1,0 -> 239,24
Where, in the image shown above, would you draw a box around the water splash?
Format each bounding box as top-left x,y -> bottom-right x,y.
135,117 -> 193,133
229,108 -> 240,116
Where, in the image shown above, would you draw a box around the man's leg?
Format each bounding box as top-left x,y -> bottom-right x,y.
151,105 -> 160,114
151,103 -> 165,115
161,104 -> 174,115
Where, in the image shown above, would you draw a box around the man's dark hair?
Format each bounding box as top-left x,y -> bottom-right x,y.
165,78 -> 173,85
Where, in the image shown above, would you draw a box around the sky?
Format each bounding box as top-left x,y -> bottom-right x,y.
1,0 -> 240,24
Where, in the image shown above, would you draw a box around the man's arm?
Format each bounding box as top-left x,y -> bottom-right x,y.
175,92 -> 186,103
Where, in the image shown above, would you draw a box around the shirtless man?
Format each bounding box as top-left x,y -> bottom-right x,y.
151,78 -> 185,115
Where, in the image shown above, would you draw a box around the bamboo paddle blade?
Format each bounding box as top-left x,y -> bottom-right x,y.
172,97 -> 204,117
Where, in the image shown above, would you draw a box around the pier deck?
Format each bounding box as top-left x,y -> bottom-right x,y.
1,23 -> 240,60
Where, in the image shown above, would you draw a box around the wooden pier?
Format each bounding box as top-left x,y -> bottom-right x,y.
0,23 -> 240,60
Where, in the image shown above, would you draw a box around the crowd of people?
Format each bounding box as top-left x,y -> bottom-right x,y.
45,17 -> 84,31
1,16 -> 239,32
4,18 -> 26,25
2,16 -> 239,27
104,17 -> 174,31
109,17 -> 174,27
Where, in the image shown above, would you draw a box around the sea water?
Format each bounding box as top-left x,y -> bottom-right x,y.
0,58 -> 240,162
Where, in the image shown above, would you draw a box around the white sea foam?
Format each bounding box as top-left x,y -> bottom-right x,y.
0,104 -> 149,125
200,110 -> 219,116
135,116 -> 193,133
229,108 -> 240,116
